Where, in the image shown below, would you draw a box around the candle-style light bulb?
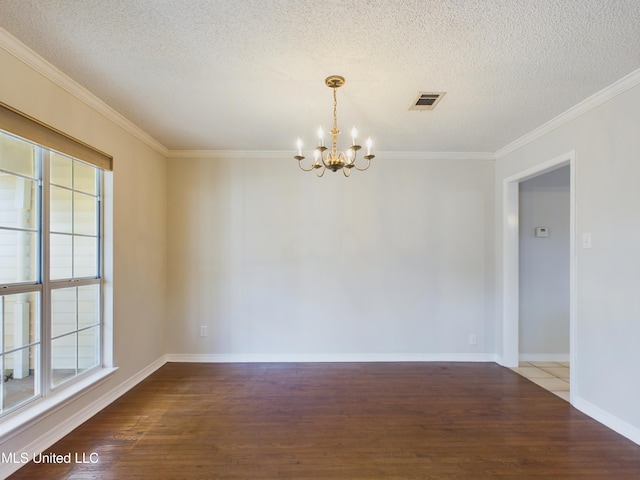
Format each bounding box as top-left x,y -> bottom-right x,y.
317,127 -> 324,147
296,137 -> 302,156
351,126 -> 358,146
366,137 -> 372,155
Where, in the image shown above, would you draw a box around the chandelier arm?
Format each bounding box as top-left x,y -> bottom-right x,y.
297,158 -> 317,172
320,152 -> 330,168
315,165 -> 326,177
342,167 -> 351,177
351,157 -> 372,171
344,147 -> 357,168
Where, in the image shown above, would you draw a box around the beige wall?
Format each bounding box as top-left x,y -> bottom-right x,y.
0,44 -> 168,455
167,154 -> 495,359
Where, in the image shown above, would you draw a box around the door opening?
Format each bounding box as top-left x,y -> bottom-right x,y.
501,152 -> 576,403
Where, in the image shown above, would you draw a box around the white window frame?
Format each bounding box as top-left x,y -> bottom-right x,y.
0,131 -> 108,421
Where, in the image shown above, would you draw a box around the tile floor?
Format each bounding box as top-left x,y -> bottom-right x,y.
510,361 -> 570,402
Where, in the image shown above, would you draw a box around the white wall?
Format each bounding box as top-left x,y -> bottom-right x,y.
496,80 -> 640,438
0,38 -> 167,461
519,166 -> 570,357
167,154 -> 495,359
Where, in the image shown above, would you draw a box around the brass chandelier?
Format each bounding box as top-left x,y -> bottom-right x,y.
295,75 -> 375,177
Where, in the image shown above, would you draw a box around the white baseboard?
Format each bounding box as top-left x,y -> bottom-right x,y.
166,353 -> 498,363
0,355 -> 168,479
519,353 -> 570,362
573,395 -> 640,446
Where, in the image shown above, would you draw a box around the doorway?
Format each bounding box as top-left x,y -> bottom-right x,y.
501,152 -> 576,403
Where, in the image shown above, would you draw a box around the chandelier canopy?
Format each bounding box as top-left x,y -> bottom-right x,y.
295,76 -> 375,177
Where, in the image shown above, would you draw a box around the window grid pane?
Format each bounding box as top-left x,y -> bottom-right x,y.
0,230 -> 38,284
74,191 -> 97,236
51,332 -> 76,387
3,345 -> 39,411
73,161 -> 97,195
50,233 -> 73,280
74,236 -> 98,278
50,152 -> 72,189
1,292 -> 40,414
50,185 -> 72,234
51,287 -> 77,339
0,132 -> 37,178
78,326 -> 99,374
0,173 -> 38,230
78,284 -> 100,330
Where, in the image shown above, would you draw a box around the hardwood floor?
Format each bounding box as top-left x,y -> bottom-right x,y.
8,362 -> 640,479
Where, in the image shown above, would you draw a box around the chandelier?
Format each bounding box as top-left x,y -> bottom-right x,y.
295,75 -> 375,177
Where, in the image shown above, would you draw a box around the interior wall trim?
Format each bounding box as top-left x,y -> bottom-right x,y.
573,396 -> 640,446
165,353 -> 499,363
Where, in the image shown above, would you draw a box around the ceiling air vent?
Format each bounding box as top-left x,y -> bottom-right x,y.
409,92 -> 446,111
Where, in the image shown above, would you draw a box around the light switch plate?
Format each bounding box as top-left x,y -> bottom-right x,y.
535,227 -> 549,237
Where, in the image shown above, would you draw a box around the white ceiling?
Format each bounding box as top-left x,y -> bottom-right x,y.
1,0 -> 640,153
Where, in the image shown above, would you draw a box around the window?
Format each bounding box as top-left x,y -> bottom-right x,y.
0,129 -> 103,417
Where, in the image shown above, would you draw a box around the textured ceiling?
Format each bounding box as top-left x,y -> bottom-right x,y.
1,0 -> 640,153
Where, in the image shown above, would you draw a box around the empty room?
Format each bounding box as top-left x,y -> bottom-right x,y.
1,1 -> 640,478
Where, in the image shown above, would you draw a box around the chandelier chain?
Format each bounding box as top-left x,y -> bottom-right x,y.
332,87 -> 338,154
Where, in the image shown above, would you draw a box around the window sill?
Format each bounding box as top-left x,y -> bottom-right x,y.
1,367 -> 118,442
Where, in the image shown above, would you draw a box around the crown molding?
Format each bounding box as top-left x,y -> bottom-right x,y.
166,149 -> 495,161
0,28 -> 169,157
496,67 -> 640,159
381,151 -> 495,161
166,150 -> 288,159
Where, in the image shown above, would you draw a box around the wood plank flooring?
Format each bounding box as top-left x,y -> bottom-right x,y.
8,362 -> 640,479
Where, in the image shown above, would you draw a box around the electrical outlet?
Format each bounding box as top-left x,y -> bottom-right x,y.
468,334 -> 477,346
200,326 -> 207,337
